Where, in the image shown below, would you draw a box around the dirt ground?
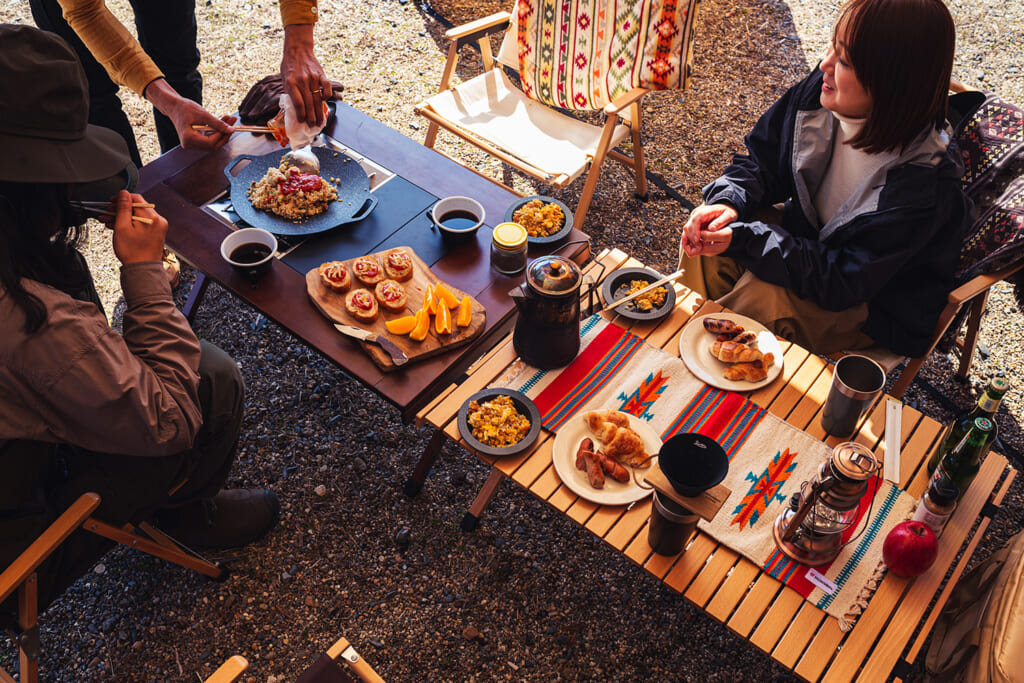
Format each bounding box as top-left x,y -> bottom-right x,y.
1,0 -> 1022,680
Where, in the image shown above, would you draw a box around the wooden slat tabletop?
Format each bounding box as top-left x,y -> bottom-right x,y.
417,247 -> 1015,681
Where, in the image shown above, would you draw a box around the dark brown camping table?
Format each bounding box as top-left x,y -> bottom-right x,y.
137,101 -> 587,427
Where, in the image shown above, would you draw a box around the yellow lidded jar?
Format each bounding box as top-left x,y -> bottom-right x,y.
491,222 -> 528,274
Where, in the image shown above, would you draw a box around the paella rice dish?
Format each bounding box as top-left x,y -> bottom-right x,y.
512,198 -> 565,237
247,162 -> 339,220
621,279 -> 668,311
467,395 -> 532,448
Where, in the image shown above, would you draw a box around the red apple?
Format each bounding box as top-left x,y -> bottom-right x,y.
883,520 -> 938,578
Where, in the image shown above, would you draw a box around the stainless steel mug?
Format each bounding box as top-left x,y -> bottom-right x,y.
821,355 -> 885,438
647,491 -> 699,556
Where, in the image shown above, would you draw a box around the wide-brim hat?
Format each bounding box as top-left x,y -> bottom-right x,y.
0,24 -> 131,184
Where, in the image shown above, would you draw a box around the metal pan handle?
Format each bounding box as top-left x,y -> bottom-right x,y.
223,154 -> 258,183
347,195 -> 378,223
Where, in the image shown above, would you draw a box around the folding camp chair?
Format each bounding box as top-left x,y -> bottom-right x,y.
414,0 -> 701,229
888,83 -> 1024,398
0,492 -> 226,683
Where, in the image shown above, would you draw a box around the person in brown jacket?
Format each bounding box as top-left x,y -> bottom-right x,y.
0,24 -> 279,612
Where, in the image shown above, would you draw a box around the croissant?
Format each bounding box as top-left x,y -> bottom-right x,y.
582,410 -> 651,469
709,340 -> 764,364
722,352 -> 775,382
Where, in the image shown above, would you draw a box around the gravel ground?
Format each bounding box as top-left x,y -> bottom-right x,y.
1,0 -> 1022,680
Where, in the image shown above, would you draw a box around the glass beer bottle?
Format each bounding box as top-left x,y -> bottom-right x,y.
927,377 -> 1008,475
932,417 -> 993,498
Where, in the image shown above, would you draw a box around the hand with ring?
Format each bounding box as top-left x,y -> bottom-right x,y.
281,24 -> 332,127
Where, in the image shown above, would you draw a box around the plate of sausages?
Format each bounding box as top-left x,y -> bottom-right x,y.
678,312 -> 784,391
551,409 -> 660,506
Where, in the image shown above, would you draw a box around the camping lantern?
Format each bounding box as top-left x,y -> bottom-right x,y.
772,442 -> 880,566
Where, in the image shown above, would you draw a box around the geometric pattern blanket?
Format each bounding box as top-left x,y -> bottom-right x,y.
515,0 -> 700,110
496,315 -> 916,628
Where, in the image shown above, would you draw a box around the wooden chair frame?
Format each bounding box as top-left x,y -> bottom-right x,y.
889,261 -> 1023,398
414,11 -> 648,229
0,493 -> 226,683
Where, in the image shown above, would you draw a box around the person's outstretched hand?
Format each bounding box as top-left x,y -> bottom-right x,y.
111,191 -> 168,265
681,203 -> 738,257
145,78 -> 236,151
281,24 -> 332,127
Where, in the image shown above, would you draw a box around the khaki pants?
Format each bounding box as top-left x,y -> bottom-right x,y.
678,251 -> 879,356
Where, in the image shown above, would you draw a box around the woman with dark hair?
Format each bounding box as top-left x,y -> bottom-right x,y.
679,0 -> 970,360
0,24 -> 278,611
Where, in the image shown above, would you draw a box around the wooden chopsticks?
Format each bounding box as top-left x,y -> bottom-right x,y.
70,201 -> 154,225
75,201 -> 154,209
191,124 -> 274,133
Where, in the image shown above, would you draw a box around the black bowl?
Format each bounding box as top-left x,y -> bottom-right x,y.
601,267 -> 677,322
503,195 -> 573,246
658,433 -> 728,497
457,388 -> 542,458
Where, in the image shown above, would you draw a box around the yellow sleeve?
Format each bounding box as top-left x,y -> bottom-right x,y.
280,0 -> 319,26
60,0 -> 163,97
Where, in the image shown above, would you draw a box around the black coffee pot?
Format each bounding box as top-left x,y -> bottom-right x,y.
510,251 -> 599,369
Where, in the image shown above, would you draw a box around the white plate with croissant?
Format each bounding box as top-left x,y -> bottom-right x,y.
678,312 -> 783,391
551,410 -> 659,506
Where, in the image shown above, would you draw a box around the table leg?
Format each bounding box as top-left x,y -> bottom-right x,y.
460,467 -> 505,532
183,271 -> 210,323
404,427 -> 447,497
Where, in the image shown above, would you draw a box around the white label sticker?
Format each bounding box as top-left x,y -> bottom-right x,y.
806,568 -> 839,595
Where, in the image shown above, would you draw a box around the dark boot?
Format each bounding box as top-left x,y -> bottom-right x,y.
158,488 -> 280,549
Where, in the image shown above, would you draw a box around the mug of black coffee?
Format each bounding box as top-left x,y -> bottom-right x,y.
820,355 -> 886,438
220,227 -> 277,286
430,196 -> 485,241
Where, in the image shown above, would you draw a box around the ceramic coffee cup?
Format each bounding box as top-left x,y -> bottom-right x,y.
431,196 -> 485,241
220,227 -> 277,285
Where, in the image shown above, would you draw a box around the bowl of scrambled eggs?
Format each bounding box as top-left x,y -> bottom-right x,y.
503,195 -> 573,246
458,388 -> 542,457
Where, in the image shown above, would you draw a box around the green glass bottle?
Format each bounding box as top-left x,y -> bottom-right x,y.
927,377 -> 1008,474
933,417 -> 994,498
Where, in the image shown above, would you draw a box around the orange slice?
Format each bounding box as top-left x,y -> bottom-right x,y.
434,282 -> 460,309
435,299 -> 452,335
409,308 -> 430,342
422,284 -> 437,316
385,314 -> 417,335
456,295 -> 472,327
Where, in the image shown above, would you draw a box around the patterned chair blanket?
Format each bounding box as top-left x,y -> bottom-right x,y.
515,0 -> 700,110
950,91 -> 1024,285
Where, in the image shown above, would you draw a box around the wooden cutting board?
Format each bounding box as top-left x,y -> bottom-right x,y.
305,246 -> 486,370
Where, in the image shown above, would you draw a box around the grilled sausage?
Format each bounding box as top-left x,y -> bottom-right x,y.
583,450 -> 605,488
597,451 -> 630,483
703,317 -> 740,334
575,437 -> 595,470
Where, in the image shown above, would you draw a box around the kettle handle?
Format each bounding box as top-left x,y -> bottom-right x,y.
555,238 -> 605,317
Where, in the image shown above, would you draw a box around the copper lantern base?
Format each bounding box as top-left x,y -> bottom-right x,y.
772,510 -> 844,567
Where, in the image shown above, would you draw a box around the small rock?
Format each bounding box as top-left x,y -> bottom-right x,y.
314,484 -> 327,497
352,457 -> 368,472
462,626 -> 481,640
93,563 -> 106,574
394,527 -> 411,551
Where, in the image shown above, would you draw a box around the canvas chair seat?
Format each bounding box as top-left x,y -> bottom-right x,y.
419,68 -> 631,185
414,0 -> 701,229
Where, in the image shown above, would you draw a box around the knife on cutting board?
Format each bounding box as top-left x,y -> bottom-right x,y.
334,324 -> 409,366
